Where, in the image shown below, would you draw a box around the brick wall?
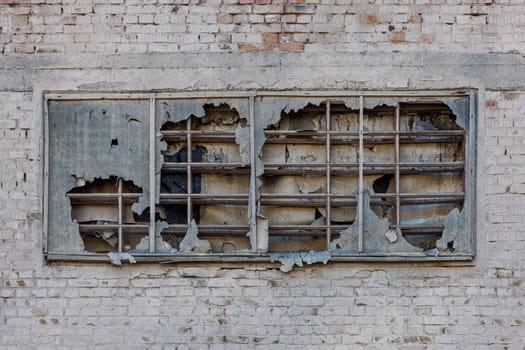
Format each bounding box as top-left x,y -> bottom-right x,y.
1,0 -> 523,54
1,0 -> 525,348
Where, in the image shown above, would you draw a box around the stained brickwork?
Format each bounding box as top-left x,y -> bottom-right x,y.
0,0 -> 524,54
1,0 -> 525,348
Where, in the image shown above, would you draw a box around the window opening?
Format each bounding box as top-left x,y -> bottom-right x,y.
44,91 -> 475,264
67,176 -> 145,253
159,104 -> 251,253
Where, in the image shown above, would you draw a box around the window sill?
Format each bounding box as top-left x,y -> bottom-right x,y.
45,252 -> 474,265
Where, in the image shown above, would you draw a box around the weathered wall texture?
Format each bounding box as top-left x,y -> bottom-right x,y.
1,0 -> 525,348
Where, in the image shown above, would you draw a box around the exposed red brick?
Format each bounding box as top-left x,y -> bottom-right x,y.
239,43 -> 272,51
12,15 -> 28,26
218,14 -> 233,24
409,14 -> 422,24
263,33 -> 278,43
239,0 -> 254,4
486,100 -> 498,109
390,32 -> 405,42
361,15 -> 377,25
276,42 -> 304,51
287,0 -> 305,3
62,16 -> 77,25
420,34 -> 434,43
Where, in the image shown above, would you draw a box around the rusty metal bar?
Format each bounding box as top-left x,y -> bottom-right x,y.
259,198 -> 462,207
263,161 -> 465,168
358,95 -> 364,253
149,97 -> 156,253
249,95 -> 259,253
66,193 -> 142,199
163,162 -> 249,168
161,193 -> 248,198
395,104 -> 400,230
43,97 -> 50,253
258,192 -> 465,198
186,117 -> 193,226
264,130 -> 465,136
262,166 -> 464,176
117,178 -> 123,253
161,198 -> 249,205
163,130 -> 236,135
467,89 -> 476,254
264,135 -> 464,145
79,224 -> 150,230
325,101 -> 331,249
162,135 -> 237,143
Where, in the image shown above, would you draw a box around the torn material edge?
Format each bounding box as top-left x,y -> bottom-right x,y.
269,251 -> 331,272
179,219 -> 212,253
107,252 -> 137,266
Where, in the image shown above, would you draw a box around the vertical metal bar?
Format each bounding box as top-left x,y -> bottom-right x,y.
468,89 -> 476,254
249,95 -> 259,252
186,117 -> 193,226
395,104 -> 400,230
43,97 -> 49,253
358,95 -> 364,252
325,101 -> 331,249
149,98 -> 156,253
118,178 -> 123,253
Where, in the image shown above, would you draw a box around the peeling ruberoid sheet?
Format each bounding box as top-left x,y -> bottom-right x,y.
330,191 -> 421,254
47,100 -> 151,252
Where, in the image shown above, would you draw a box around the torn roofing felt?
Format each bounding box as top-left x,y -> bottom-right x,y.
47,100 -> 150,252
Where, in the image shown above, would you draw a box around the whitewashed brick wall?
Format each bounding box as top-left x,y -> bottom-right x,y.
1,0 -> 525,348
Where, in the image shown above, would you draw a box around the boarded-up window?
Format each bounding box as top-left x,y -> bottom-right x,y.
44,91 -> 476,264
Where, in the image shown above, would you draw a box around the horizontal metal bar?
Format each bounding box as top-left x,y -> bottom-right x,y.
167,224 -> 249,229
265,130 -> 465,136
372,192 -> 465,198
161,130 -> 236,135
160,198 -> 249,205
161,224 -> 250,236
44,89 -> 470,101
398,225 -> 445,231
67,193 -> 142,198
270,225 -> 348,230
162,136 -> 237,143
264,136 -> 465,145
160,193 -> 248,198
163,162 -> 248,168
263,164 -> 464,175
79,224 -> 149,230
